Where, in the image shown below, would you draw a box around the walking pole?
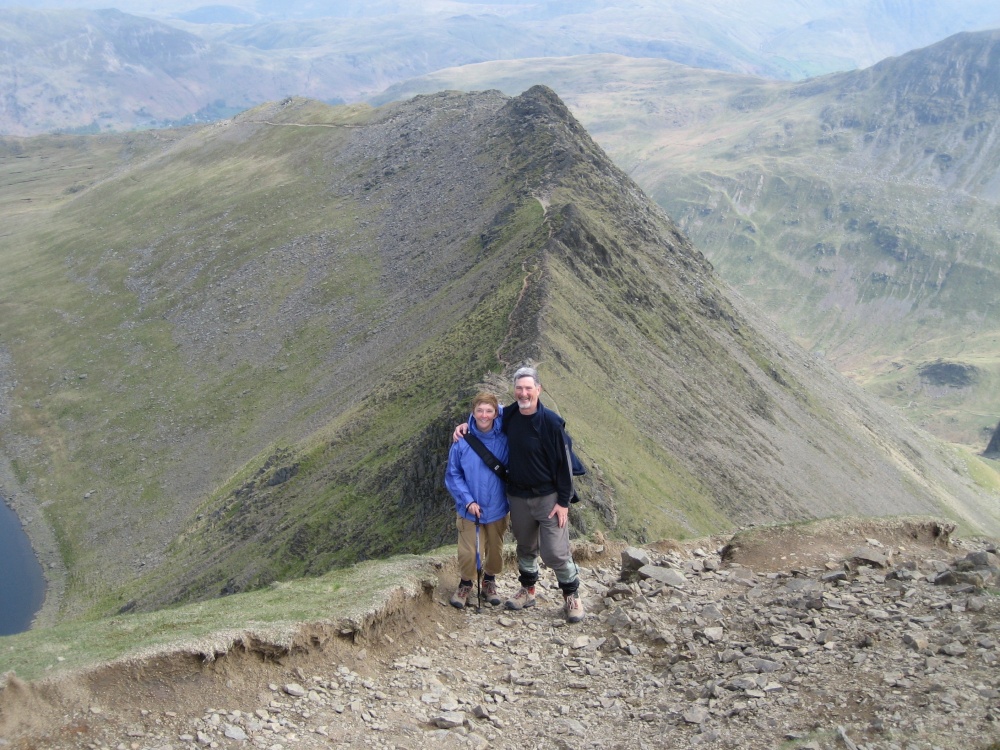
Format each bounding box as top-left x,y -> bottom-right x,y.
475,519 -> 483,613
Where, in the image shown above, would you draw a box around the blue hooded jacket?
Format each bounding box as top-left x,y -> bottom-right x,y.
445,408 -> 510,524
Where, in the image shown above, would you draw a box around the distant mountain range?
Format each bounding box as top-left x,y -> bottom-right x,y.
2,88 -> 997,622
4,1 -> 1000,135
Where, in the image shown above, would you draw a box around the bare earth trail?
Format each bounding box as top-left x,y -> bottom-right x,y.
2,519 -> 1000,750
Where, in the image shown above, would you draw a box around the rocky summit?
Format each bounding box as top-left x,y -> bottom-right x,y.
4,519 -> 998,749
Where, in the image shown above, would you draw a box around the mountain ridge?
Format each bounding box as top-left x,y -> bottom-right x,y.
374,30 -> 1000,449
1,87 -> 999,626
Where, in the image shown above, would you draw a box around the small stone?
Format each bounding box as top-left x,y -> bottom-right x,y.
556,719 -> 587,736
433,711 -> 466,729
849,547 -> 889,568
968,596 -> 988,612
702,627 -> 725,643
683,706 -> 710,724
964,551 -> 991,568
816,629 -> 840,645
621,546 -> 652,572
224,725 -> 248,741
728,675 -> 759,691
283,683 -> 306,697
939,641 -> 967,656
638,565 -> 686,588
472,705 -> 490,719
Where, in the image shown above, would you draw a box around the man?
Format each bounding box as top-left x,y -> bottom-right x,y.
455,366 -> 584,623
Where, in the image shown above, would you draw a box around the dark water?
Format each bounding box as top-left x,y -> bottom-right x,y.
0,497 -> 46,635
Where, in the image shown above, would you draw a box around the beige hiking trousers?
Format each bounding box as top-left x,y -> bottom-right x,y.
456,514 -> 508,583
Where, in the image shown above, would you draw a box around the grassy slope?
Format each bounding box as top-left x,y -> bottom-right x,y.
0,94 -> 541,619
0,551 -> 444,685
3,107 -> 360,613
118,197 -> 545,616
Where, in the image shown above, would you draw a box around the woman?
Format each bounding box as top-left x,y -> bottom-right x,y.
444,392 -> 510,608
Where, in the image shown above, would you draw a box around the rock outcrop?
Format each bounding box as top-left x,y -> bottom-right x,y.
984,422 -> 1000,458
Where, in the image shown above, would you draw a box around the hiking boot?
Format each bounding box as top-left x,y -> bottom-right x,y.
482,578 -> 501,606
450,582 -> 472,609
504,585 -> 536,610
564,593 -> 585,623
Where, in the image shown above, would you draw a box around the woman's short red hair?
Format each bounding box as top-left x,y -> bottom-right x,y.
472,392 -> 499,413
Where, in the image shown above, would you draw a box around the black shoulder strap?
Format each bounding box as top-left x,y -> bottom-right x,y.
464,433 -> 508,482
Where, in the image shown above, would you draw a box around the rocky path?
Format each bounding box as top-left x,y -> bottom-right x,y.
6,523 -> 1000,750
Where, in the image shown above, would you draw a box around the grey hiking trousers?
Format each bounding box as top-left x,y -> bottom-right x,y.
508,491 -> 580,594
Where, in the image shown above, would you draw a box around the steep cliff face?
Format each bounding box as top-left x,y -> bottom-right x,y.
818,30 -> 1000,191
1,87 -> 997,620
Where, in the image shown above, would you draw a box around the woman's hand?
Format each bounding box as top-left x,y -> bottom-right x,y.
467,502 -> 481,519
453,422 -> 469,442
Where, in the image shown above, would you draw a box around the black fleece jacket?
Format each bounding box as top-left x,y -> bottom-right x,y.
501,399 -> 576,507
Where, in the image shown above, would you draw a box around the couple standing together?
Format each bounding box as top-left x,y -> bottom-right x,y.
444,366 -> 584,623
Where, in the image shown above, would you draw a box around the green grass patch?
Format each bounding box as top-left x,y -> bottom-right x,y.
0,552 -> 443,685
961,451 -> 1000,495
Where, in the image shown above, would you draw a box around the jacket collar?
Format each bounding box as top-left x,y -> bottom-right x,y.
502,398 -> 548,430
